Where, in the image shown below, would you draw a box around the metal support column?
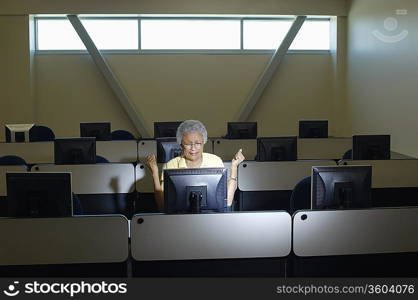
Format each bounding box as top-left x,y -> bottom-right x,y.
67,15 -> 150,137
235,16 -> 306,122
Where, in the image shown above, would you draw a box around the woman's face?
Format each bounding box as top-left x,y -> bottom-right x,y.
181,132 -> 204,161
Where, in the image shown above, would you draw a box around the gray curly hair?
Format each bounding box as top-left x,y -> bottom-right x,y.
176,120 -> 208,145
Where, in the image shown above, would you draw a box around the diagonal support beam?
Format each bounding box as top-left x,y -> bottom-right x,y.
235,16 -> 307,122
67,14 -> 150,137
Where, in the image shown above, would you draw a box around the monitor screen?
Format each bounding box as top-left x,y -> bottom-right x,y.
80,122 -> 111,141
311,165 -> 372,210
5,124 -> 34,143
353,135 -> 390,160
157,137 -> 182,163
226,122 -> 257,139
6,172 -> 73,217
256,137 -> 297,161
154,121 -> 182,138
164,168 -> 227,214
54,137 -> 96,165
299,120 -> 328,138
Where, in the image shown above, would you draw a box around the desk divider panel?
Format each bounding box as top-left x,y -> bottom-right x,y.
131,212 -> 291,261
0,166 -> 28,196
32,164 -> 135,194
297,137 -> 351,160
341,159 -> 418,188
238,160 -> 336,191
212,139 -> 257,162
0,215 -> 129,266
137,139 -> 157,161
293,208 -> 418,257
96,140 -> 137,163
0,142 -> 54,164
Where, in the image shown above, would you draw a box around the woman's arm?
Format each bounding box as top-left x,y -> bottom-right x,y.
145,155 -> 164,211
227,149 -> 245,207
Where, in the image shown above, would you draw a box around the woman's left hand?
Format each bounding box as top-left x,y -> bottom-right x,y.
232,149 -> 245,167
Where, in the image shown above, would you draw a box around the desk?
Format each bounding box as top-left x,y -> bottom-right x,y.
0,142 -> 53,164
0,215 -> 128,266
238,160 -> 336,191
297,137 -> 351,160
341,159 -> 418,188
293,208 -> 418,257
32,163 -> 135,194
96,140 -> 137,162
131,211 -> 291,261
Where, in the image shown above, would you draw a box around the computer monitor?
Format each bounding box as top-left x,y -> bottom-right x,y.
299,120 -> 328,138
157,137 -> 182,163
54,137 -> 96,165
80,122 -> 111,141
5,124 -> 34,143
154,121 -> 182,138
256,137 -> 297,161
311,165 -> 372,210
353,135 -> 390,160
164,168 -> 227,214
6,172 -> 73,217
226,122 -> 257,139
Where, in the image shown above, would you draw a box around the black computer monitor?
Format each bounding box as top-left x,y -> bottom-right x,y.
164,168 -> 227,214
6,172 -> 73,217
353,135 -> 390,160
54,137 -> 96,165
299,120 -> 328,138
311,165 -> 372,210
154,121 -> 182,138
156,137 -> 182,163
80,122 -> 111,141
256,137 -> 297,161
226,122 -> 257,139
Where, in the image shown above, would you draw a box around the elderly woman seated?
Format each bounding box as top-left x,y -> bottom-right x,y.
146,120 -> 245,211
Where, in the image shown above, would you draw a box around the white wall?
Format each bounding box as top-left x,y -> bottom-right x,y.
0,0 -> 348,140
347,0 -> 418,156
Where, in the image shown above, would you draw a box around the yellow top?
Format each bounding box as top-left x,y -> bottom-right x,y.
161,152 -> 224,183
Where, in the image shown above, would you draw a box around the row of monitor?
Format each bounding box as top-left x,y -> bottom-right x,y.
5,133 -> 391,165
158,135 -> 390,163
4,165 -> 371,217
5,120 -> 329,143
152,120 -> 328,139
12,133 -> 389,165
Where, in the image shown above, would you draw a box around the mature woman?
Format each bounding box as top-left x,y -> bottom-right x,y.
146,120 -> 245,211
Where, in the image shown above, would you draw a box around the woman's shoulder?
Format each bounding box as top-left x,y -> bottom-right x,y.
165,156 -> 184,169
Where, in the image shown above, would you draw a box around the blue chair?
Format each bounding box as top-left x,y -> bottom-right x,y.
96,155 -> 109,163
342,149 -> 352,160
111,130 -> 135,140
29,125 -> 55,142
0,155 -> 27,166
289,176 -> 311,214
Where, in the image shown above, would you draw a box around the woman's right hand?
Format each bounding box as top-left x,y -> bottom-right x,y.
145,155 -> 159,174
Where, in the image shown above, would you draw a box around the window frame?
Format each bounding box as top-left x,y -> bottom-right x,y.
34,15 -> 332,54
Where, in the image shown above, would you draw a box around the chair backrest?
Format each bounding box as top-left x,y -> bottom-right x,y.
29,125 -> 55,142
111,130 -> 135,140
342,149 -> 352,160
0,155 -> 27,166
96,155 -> 109,163
289,176 -> 311,214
